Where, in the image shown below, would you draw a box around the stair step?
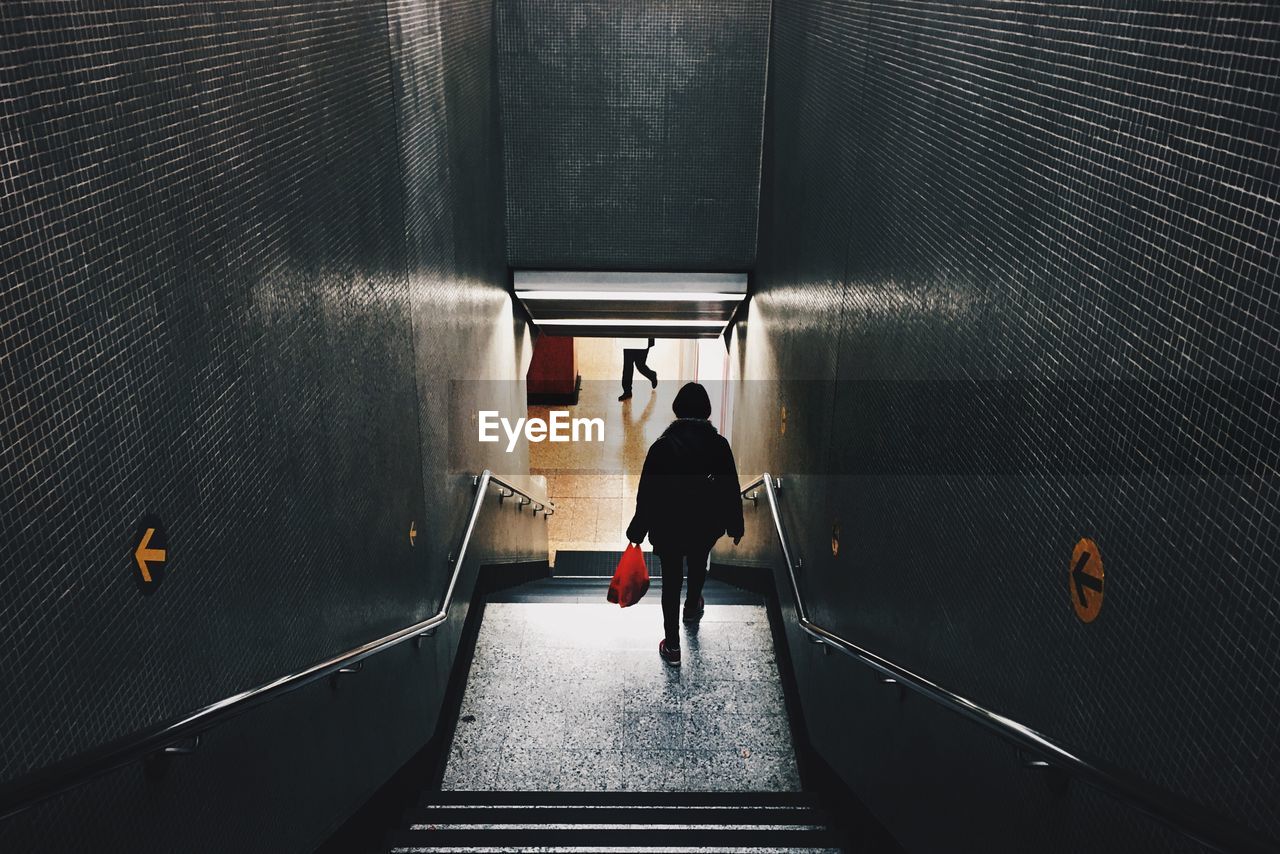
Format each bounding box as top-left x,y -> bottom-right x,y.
420,791 -> 823,809
407,807 -> 827,827
386,845 -> 839,850
392,847 -> 840,854
409,823 -> 825,831
490,575 -> 763,605
387,826 -> 843,851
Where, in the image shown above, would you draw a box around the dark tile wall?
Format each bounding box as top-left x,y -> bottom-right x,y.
0,1 -> 536,851
721,2 -> 1279,851
496,0 -> 770,271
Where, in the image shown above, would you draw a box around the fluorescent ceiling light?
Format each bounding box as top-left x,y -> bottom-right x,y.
517,290 -> 744,302
515,271 -> 747,294
537,319 -> 724,327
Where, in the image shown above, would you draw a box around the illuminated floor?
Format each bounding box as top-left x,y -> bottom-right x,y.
442,584 -> 800,792
530,337 -> 731,563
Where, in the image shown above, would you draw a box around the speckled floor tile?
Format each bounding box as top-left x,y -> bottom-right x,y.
680,626 -> 733,652
683,749 -> 750,791
726,622 -> 774,651
504,710 -> 568,749
729,681 -> 790,718
457,681 -> 519,718
682,679 -> 738,716
467,650 -> 524,680
622,749 -> 686,790
563,709 -> 625,749
442,602 -> 797,792
442,747 -> 501,790
558,747 -> 627,790
449,708 -> 508,751
493,746 -> 564,790
741,750 -> 803,790
622,709 -> 684,747
687,650 -> 780,682
685,713 -> 792,753
622,682 -> 685,713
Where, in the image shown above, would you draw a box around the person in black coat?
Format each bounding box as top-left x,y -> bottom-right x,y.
626,382 -> 745,665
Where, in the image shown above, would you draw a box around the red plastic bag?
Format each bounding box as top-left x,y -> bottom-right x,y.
607,544 -> 650,607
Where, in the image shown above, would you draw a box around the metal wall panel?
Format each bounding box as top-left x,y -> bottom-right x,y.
0,0 -> 532,850
496,0 -> 770,270
724,2 -> 1279,850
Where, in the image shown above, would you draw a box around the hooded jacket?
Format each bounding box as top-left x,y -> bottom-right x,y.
626,418 -> 745,552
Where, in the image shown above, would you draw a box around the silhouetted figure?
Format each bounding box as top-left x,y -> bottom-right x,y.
618,337 -> 657,401
626,382 -> 744,665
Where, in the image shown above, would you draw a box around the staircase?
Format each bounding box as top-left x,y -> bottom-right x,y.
385,790 -> 846,853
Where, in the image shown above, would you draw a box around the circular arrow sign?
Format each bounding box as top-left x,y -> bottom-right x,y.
1070,537 -> 1104,623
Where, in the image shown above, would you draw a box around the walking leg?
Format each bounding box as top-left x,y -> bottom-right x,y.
659,552 -> 684,646
635,350 -> 658,387
621,349 -> 637,393
686,549 -> 710,612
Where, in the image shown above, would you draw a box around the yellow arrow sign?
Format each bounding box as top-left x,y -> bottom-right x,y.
134,527 -> 166,583
409,521 -> 417,546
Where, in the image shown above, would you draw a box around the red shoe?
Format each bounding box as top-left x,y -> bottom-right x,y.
659,639 -> 681,666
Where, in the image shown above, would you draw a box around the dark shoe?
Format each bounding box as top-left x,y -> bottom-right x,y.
659,639 -> 681,666
683,595 -> 705,624
650,374 -> 658,389
618,391 -> 633,401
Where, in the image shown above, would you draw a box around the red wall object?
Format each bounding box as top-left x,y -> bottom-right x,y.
527,335 -> 578,397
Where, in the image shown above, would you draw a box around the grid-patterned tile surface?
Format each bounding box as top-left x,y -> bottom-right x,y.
0,0 -> 528,850
443,598 -> 800,793
725,2 -> 1280,850
0,0 -> 418,782
496,0 -> 770,270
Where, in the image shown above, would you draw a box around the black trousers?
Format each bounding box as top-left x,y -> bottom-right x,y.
658,549 -> 710,646
622,348 -> 657,392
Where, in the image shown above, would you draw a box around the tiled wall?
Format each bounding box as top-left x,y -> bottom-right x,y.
0,1 -> 534,850
496,0 -> 770,271
722,3 -> 1279,851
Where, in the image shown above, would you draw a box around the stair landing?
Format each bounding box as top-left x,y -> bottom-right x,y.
442,579 -> 800,792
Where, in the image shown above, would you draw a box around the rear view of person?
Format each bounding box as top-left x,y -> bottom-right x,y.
626,382 -> 744,665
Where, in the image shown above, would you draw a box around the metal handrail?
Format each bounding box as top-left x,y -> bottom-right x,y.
741,473 -> 1274,854
0,470 -> 551,821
